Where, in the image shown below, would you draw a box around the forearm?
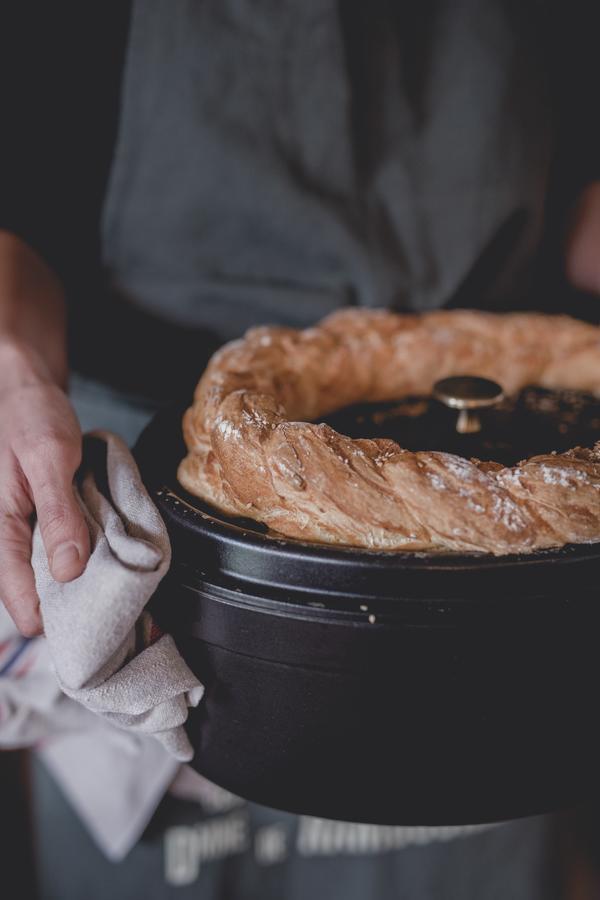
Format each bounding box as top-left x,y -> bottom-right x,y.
0,234 -> 88,637
0,230 -> 68,387
565,181 -> 600,296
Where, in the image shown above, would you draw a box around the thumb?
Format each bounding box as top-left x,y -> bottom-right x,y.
21,441 -> 90,582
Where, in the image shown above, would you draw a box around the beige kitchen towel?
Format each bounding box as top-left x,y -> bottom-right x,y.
32,430 -> 203,761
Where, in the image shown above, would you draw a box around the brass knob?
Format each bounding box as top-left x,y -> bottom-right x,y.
433,376 -> 504,434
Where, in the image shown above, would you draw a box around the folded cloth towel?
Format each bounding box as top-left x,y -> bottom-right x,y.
0,602 -> 139,751
0,632 -> 94,747
32,430 -> 203,761
0,598 -> 183,859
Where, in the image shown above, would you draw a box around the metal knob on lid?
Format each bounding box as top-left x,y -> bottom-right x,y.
433,376 -> 505,434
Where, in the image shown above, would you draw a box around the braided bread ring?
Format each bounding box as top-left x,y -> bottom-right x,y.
178,309 -> 600,555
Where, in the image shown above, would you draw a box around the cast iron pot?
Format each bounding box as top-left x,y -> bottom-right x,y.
135,392 -> 600,826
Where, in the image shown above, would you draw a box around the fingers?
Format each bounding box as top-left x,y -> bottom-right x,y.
19,433 -> 90,583
0,376 -> 90,635
0,515 -> 41,636
0,459 -> 42,636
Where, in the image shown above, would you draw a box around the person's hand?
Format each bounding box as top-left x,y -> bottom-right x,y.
0,338 -> 90,636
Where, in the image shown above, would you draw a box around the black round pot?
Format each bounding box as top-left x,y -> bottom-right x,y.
135,400 -> 600,826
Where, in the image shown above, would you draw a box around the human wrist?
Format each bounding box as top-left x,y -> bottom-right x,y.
0,334 -> 57,394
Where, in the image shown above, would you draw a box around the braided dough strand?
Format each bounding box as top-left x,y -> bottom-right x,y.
179,310 -> 600,555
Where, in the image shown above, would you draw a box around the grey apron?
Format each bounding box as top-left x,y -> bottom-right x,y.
32,757 -> 565,900
42,2 -> 564,898
101,0 -> 553,340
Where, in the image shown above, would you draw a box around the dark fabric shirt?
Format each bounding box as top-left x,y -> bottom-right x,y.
0,2 -> 599,280
1,2 -> 600,402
